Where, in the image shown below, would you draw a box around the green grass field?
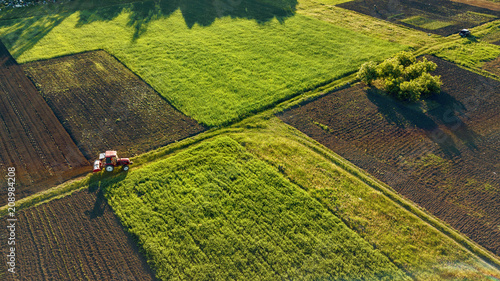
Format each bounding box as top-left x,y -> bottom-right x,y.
426,24 -> 500,70
1,1 -> 499,280
228,117 -> 500,280
401,16 -> 453,30
0,0 -> 404,126
4,114 -> 500,280
102,136 -> 408,280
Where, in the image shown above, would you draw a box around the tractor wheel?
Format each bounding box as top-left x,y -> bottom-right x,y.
105,166 -> 114,172
123,165 -> 129,171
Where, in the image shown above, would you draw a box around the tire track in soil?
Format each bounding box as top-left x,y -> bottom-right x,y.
279,56 -> 500,256
3,189 -> 156,280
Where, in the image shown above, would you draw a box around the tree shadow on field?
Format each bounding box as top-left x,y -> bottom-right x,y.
2,0 -> 297,57
0,14 -> 67,59
86,171 -> 128,219
76,0 -> 298,41
426,89 -> 482,151
366,87 -> 463,157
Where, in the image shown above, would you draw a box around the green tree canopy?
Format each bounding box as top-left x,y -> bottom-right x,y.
356,52 -> 442,102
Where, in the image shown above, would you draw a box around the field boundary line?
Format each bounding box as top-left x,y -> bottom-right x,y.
281,125 -> 500,271
3,110 -> 500,271
0,127 -> 233,217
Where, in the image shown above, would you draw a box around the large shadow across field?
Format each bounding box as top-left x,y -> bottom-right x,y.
0,0 -> 297,57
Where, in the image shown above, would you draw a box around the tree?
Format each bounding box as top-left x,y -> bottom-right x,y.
357,61 -> 378,85
377,58 -> 403,79
398,80 -> 422,102
403,57 -> 437,80
395,51 -> 416,68
416,72 -> 442,96
357,51 -> 442,102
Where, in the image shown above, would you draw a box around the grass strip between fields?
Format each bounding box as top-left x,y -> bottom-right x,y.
101,136 -> 409,280
0,0 -> 405,127
4,114 -> 500,280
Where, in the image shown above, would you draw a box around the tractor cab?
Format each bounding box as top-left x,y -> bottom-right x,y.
93,150 -> 132,172
104,151 -> 118,166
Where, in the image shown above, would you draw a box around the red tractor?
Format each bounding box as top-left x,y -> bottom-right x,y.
93,151 -> 132,173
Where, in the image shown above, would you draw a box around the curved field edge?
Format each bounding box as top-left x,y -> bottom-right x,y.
231,118 -> 500,280
3,116 -> 500,280
103,136 -> 409,280
0,2 -> 405,127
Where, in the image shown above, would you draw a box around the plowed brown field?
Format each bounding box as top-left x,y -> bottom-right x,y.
24,50 -> 205,161
451,0 -> 500,11
483,55 -> 500,76
0,41 -> 89,205
279,56 -> 500,256
338,0 -> 499,36
1,187 -> 156,280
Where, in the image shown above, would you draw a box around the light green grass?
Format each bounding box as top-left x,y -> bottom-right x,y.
228,116 -> 500,280
430,39 -> 500,69
3,115 -> 500,279
0,1 -> 404,126
401,15 -> 453,30
296,0 -> 443,49
413,20 -> 500,75
312,0 -> 352,4
297,0 -> 500,78
102,136 -> 408,280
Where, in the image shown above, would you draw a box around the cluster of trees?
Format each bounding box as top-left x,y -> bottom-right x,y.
357,51 -> 442,102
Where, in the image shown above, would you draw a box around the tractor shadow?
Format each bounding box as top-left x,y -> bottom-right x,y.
86,169 -> 129,219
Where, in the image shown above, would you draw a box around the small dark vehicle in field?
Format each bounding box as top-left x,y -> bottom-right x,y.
93,151 -> 132,172
459,29 -> 471,37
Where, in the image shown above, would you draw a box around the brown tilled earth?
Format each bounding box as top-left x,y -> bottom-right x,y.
0,41 -> 90,205
279,56 -> 500,256
451,0 -> 500,11
24,50 -> 206,161
337,0 -> 499,36
1,186 -> 157,280
483,55 -> 500,76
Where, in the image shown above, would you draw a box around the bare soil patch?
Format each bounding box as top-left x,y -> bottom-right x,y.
1,186 -> 156,280
0,41 -> 89,205
451,0 -> 500,11
483,55 -> 500,75
279,56 -> 500,256
338,0 -> 499,36
24,50 -> 206,161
